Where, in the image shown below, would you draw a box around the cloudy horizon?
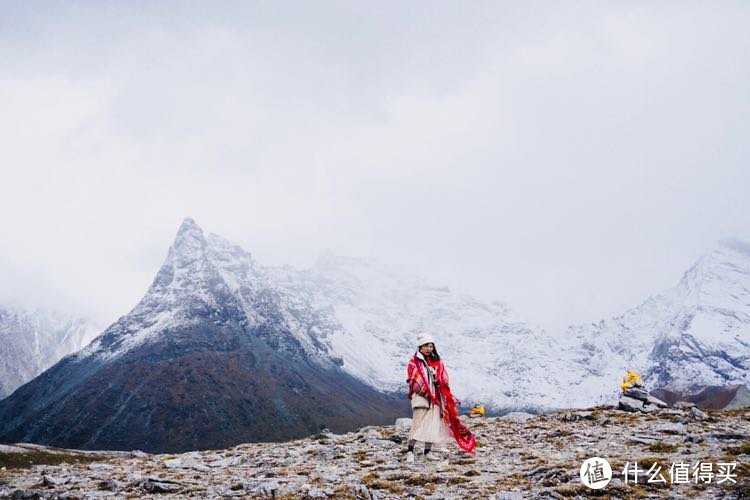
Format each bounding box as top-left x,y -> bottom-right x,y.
2,1 -> 749,333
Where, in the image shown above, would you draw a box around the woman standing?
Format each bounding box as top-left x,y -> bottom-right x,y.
405,332 -> 476,463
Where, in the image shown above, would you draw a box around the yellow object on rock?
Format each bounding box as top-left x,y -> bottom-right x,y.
469,403 -> 485,417
621,371 -> 642,392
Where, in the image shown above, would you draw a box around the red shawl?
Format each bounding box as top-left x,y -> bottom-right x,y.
406,352 -> 476,454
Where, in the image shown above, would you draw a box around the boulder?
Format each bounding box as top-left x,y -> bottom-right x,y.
623,387 -> 649,401
689,406 -> 707,420
618,395 -> 644,412
500,412 -> 535,423
646,395 -> 669,408
655,422 -> 686,435
142,478 -> 182,493
672,401 -> 696,410
395,418 -> 412,432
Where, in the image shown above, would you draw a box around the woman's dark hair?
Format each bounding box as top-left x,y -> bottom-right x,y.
419,344 -> 440,362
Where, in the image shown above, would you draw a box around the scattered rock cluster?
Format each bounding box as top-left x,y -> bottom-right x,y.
618,380 -> 669,413
0,406 -> 748,498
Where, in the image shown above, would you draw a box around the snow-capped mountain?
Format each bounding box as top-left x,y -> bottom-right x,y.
0,219 -> 406,453
0,306 -> 99,399
560,239 -> 750,407
269,254 -> 565,411
1,219 -> 747,453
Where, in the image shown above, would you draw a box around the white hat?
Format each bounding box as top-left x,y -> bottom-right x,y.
416,332 -> 435,347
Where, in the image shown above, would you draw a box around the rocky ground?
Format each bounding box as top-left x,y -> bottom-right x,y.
0,406 -> 748,499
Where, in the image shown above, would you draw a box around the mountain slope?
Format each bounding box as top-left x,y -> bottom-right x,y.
0,306 -> 99,399
559,239 -> 750,407
0,219 -> 406,452
268,254 -> 565,411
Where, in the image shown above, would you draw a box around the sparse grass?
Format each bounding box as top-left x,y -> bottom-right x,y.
351,450 -> 368,461
0,450 -> 110,470
332,485 -> 357,498
404,474 -> 441,486
361,472 -> 380,484
381,428 -> 396,437
647,441 -> 679,453
366,480 -> 405,494
447,476 -> 470,485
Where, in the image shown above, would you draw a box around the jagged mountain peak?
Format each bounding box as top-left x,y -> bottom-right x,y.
716,237 -> 750,257
166,217 -> 208,267
674,237 -> 750,313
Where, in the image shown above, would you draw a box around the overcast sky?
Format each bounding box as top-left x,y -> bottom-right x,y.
1,1 -> 749,333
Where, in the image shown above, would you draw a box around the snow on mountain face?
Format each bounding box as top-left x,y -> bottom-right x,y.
79,219 -> 337,367
0,219 -> 408,452
75,219 -> 556,411
560,239 -> 750,407
267,253 -> 567,411
64,220 -> 750,413
0,306 -> 99,398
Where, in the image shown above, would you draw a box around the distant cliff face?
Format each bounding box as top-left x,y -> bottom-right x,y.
560,239 -> 750,408
0,306 -> 99,399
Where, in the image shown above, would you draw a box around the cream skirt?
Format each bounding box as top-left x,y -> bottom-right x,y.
409,404 -> 453,445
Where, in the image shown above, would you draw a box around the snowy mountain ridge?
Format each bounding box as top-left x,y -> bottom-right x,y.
0,306 -> 99,398
560,238 -> 750,407
8,219 -> 748,413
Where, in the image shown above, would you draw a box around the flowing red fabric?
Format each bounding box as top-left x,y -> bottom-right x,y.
406,353 -> 476,454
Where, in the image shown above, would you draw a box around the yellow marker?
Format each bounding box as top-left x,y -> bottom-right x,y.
620,371 -> 642,392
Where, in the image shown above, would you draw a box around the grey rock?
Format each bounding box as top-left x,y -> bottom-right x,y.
673,401 -> 696,409
97,478 -> 124,491
307,486 -> 328,498
493,491 -> 525,500
209,455 -> 244,467
655,422 -> 686,435
623,387 -> 649,400
367,439 -> 396,447
618,395 -> 644,412
689,406 -> 707,420
142,478 -> 182,493
660,409 -> 686,416
87,463 -> 115,471
685,433 -> 705,443
628,435 -> 659,445
244,479 -> 280,497
163,458 -> 187,468
560,411 -> 594,421
354,483 -> 371,498
646,395 -> 669,408
500,412 -> 535,423
395,418 -> 412,431
42,475 -> 67,486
